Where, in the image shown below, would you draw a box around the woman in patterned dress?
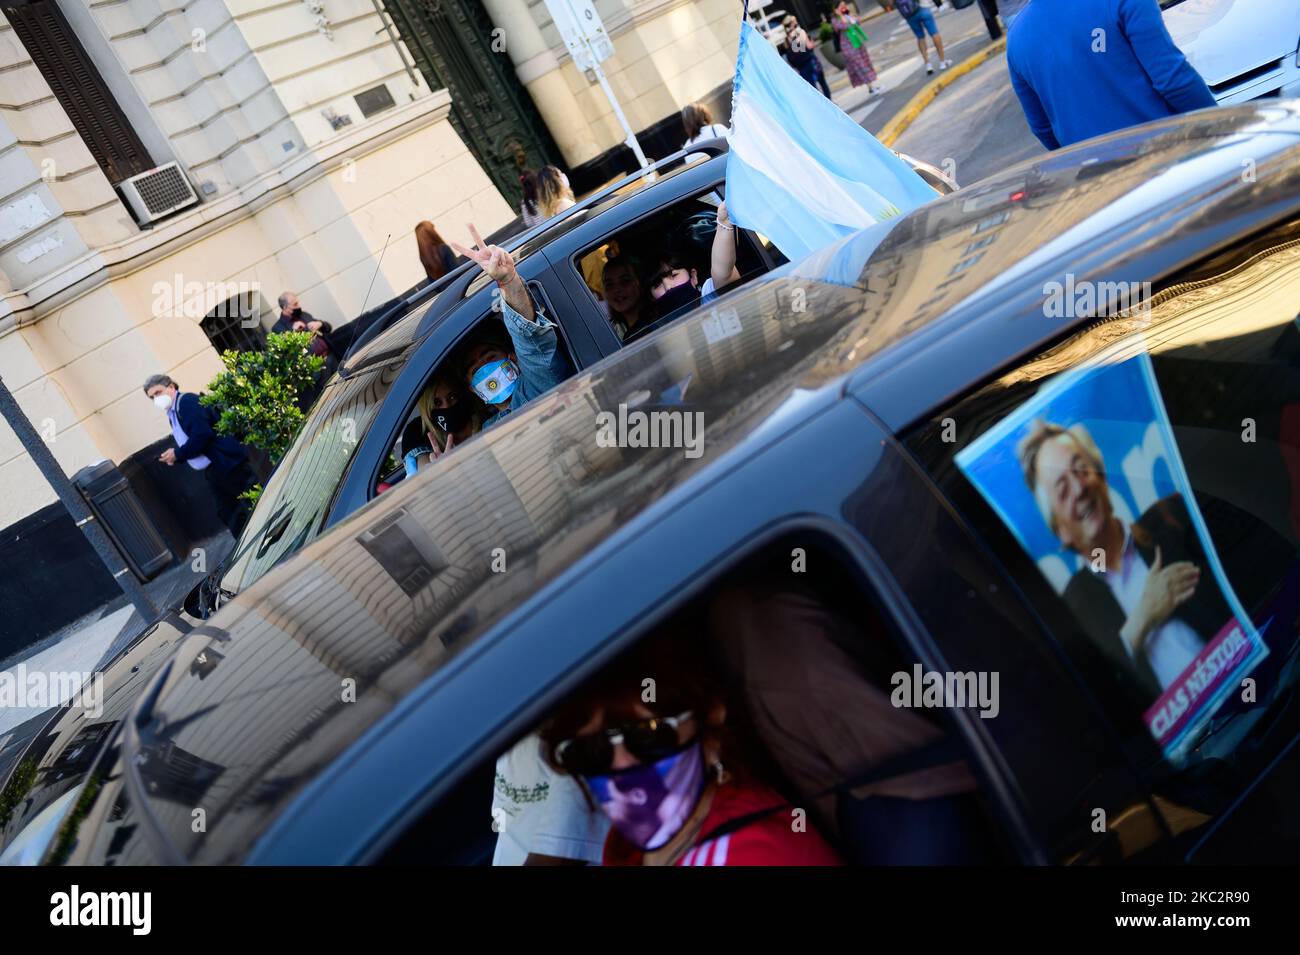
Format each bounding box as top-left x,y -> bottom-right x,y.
833,2 -> 882,94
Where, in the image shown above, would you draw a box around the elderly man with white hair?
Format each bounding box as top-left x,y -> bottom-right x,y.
1016,418 -> 1214,695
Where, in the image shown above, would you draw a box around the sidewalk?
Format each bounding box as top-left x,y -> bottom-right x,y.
826,2 -> 1001,136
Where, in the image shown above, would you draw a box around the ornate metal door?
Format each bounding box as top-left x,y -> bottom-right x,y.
382,0 -> 562,206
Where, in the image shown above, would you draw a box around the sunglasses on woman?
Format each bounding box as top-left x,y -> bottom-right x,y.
553,710 -> 695,776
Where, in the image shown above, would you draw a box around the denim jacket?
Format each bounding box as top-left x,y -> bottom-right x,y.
482,290 -> 571,430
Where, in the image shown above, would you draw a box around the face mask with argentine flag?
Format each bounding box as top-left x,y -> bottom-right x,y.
471,358 -> 519,405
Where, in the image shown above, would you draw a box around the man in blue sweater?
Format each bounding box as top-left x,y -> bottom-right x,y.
1007,0 -> 1216,151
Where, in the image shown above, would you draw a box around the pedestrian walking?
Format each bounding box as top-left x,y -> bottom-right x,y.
893,0 -> 951,75
143,374 -> 257,535
778,15 -> 832,99
832,2 -> 882,94
1007,0 -> 1216,151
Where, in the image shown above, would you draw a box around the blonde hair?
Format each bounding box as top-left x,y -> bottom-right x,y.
417,381 -> 483,453
537,165 -> 575,218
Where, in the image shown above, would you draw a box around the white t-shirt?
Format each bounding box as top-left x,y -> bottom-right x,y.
491,734 -> 610,865
684,123 -> 729,151
684,123 -> 729,164
1092,522 -> 1207,689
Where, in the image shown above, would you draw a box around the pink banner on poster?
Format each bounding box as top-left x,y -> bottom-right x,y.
1144,617 -> 1254,747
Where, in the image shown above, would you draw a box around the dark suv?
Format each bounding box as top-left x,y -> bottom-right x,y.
28,102 -> 1300,866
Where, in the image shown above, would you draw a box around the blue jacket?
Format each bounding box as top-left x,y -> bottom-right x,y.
401,291 -> 571,475
481,292 -> 572,430
173,392 -> 249,474
1007,0 -> 1216,151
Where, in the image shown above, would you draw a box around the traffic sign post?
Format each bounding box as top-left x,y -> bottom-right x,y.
545,0 -> 650,170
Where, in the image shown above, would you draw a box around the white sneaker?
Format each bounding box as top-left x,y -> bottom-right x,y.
925,62 -> 935,75
940,58 -> 953,69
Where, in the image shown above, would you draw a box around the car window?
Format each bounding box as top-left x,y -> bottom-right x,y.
220,359 -> 404,594
904,215 -> 1300,857
379,532 -> 1013,866
572,188 -> 774,346
372,290 -> 578,498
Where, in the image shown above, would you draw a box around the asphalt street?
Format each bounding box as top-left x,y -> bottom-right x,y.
892,49 -> 1046,187
826,3 -> 1041,188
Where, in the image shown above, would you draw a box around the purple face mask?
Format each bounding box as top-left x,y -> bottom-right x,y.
583,741 -> 706,850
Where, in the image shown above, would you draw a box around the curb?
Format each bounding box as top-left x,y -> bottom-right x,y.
877,36 -> 1007,147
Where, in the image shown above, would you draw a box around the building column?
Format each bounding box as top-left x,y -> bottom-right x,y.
478,0 -> 601,166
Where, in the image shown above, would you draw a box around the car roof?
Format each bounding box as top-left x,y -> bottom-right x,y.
75,102 -> 1300,864
339,149 -> 730,374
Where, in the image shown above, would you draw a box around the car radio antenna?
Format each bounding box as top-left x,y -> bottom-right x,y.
359,233 -> 392,318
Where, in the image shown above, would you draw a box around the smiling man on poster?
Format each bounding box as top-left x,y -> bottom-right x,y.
954,353 -> 1279,760
1017,419 -> 1216,695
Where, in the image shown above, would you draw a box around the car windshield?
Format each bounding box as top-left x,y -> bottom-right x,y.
219,358 -> 405,595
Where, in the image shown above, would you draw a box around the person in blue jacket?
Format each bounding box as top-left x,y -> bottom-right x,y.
144,374 -> 257,534
399,224 -> 574,477
450,224 -> 572,430
1007,0 -> 1216,151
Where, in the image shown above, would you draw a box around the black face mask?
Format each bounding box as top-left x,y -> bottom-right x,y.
432,400 -> 472,435
655,282 -> 701,320
290,307 -> 303,319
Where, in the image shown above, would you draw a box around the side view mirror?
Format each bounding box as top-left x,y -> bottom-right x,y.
897,151 -> 959,195
182,576 -> 215,620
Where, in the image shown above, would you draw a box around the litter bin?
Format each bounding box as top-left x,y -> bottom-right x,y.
72,460 -> 173,582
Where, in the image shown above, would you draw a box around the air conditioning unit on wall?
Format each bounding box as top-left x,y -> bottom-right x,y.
118,162 -> 199,226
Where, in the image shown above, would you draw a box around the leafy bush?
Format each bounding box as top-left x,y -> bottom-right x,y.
201,331 -> 324,465
0,757 -> 37,830
818,21 -> 835,42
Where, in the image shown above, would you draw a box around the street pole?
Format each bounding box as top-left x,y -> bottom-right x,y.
976,0 -> 1003,40
0,375 -> 160,623
589,59 -> 650,170
559,0 -> 650,171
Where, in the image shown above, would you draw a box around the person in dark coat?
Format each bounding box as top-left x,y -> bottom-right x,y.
272,291 -> 331,337
144,374 -> 257,535
275,290 -> 339,405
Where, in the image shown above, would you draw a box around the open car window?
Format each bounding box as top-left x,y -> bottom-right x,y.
373,291 -> 578,497
572,189 -> 777,346
904,216 -> 1300,861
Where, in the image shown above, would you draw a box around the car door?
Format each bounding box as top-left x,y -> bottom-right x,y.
896,209 -> 1300,863
328,255 -> 602,520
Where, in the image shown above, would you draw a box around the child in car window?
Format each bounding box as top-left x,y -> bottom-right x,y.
450,224 -> 573,429
401,374 -> 485,476
539,628 -> 842,866
602,256 -> 653,342
646,200 -> 743,325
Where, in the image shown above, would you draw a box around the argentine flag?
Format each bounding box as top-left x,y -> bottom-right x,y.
725,21 -> 936,262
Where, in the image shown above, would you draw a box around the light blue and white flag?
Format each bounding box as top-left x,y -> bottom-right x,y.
725,20 -> 936,262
